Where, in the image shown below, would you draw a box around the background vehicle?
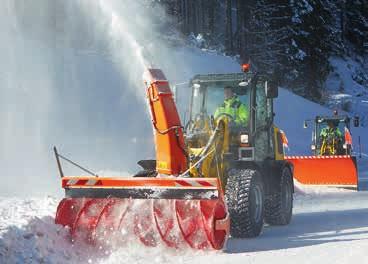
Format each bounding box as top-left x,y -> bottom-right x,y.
286,112 -> 361,189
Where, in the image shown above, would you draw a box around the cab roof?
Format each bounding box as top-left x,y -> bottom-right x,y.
316,115 -> 350,123
190,73 -> 247,84
189,72 -> 267,90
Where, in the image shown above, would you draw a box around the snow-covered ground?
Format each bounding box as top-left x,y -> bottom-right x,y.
1,186 -> 368,264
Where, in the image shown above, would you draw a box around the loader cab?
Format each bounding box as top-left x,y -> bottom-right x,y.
186,72 -> 277,162
309,115 -> 352,155
189,73 -> 251,129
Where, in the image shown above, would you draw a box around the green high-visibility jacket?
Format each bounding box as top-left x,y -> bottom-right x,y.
320,127 -> 342,139
214,96 -> 249,126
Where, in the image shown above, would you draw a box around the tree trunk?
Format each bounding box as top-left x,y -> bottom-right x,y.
200,0 -> 205,35
236,0 -> 244,59
190,0 -> 197,34
242,1 -> 250,61
225,0 -> 233,54
340,0 -> 346,44
182,0 -> 189,33
208,0 -> 215,35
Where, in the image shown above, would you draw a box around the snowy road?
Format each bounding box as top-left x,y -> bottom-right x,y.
1,187 -> 368,264
226,187 -> 368,264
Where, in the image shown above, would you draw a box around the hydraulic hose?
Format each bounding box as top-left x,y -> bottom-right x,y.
198,120 -> 223,158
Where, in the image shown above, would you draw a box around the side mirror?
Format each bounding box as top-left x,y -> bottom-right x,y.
303,121 -> 308,128
193,83 -> 201,97
239,80 -> 250,87
265,81 -> 278,98
354,116 -> 360,127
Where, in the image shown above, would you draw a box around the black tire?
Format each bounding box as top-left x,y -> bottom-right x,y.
265,167 -> 293,225
225,169 -> 265,238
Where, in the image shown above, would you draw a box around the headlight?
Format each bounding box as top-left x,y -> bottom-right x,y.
240,134 -> 249,144
343,144 -> 347,149
311,144 -> 316,150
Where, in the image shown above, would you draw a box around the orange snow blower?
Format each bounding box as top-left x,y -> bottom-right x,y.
55,67 -> 294,250
54,69 -> 228,250
286,113 -> 360,188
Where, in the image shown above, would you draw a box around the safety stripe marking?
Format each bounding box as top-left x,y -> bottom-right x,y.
175,180 -> 193,187
65,178 -> 216,188
67,179 -> 79,185
66,179 -> 90,186
86,179 -> 97,186
175,180 -> 216,187
285,155 -> 351,159
197,180 -> 216,187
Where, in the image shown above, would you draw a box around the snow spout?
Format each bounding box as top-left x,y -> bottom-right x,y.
93,0 -> 151,99
0,0 -> 177,196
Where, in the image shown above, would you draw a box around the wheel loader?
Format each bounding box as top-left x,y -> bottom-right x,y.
54,66 -> 294,250
286,112 -> 361,189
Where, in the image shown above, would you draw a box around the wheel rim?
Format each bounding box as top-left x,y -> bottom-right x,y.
251,184 -> 263,223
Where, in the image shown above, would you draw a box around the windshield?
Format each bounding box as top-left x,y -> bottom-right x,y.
190,82 -> 251,128
316,118 -> 347,144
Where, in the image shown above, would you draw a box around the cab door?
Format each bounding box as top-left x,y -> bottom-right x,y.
254,81 -> 275,161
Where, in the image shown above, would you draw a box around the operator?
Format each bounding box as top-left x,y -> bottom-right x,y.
319,120 -> 343,155
214,86 -> 249,126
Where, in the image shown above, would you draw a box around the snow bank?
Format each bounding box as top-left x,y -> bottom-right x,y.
1,187 -> 368,264
0,197 -> 91,264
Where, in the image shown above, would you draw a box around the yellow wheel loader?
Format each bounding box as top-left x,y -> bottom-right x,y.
54,66 -> 294,250
286,112 -> 362,189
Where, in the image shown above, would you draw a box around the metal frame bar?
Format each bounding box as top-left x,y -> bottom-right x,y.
53,146 -> 99,178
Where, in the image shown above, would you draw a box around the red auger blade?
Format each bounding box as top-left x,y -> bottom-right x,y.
55,177 -> 229,250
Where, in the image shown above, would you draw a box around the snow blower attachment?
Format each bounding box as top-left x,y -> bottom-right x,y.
55,176 -> 228,249
286,114 -> 361,189
55,66 -> 295,250
54,69 -> 229,250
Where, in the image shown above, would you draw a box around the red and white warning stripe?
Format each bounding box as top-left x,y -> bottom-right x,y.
65,178 -> 102,187
285,155 -> 352,159
62,177 -> 218,189
174,179 -> 217,187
